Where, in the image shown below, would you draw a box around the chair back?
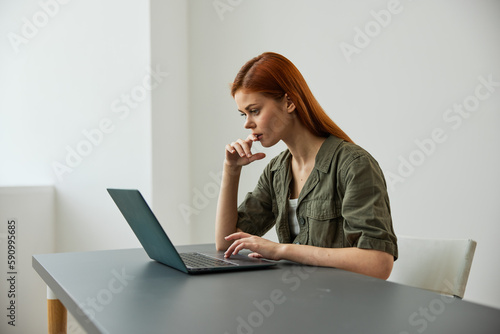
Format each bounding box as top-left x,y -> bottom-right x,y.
388,236 -> 477,298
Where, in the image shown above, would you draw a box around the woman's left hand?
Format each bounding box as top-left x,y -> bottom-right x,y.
224,232 -> 284,261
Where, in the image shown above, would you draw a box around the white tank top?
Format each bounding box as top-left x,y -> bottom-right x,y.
288,198 -> 299,239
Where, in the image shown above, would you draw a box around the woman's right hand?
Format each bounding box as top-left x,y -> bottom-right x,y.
225,134 -> 266,167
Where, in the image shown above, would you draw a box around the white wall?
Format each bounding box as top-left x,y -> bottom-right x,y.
187,0 -> 500,309
151,0 -> 192,246
0,0 -> 152,253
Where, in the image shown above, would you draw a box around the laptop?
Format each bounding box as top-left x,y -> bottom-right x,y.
107,188 -> 276,274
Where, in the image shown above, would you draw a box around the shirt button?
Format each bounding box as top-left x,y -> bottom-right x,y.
299,217 -> 305,226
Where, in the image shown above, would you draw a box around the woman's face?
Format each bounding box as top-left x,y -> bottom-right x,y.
234,90 -> 295,147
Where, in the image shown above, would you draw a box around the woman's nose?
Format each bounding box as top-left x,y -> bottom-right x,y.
244,117 -> 254,129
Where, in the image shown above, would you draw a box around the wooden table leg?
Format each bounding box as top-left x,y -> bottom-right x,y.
47,287 -> 67,334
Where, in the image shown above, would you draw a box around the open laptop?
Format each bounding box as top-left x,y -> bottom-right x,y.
107,188 -> 276,274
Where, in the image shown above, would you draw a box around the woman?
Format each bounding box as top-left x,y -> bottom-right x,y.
215,52 -> 397,280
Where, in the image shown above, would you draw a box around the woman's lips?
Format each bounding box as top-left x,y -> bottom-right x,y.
253,134 -> 263,141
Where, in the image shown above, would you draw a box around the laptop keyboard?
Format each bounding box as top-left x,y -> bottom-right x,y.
180,252 -> 238,268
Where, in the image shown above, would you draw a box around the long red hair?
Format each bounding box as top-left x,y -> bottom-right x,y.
231,52 -> 353,143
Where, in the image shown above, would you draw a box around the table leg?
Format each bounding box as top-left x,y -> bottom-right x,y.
47,287 -> 67,334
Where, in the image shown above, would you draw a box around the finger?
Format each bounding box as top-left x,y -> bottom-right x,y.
225,232 -> 251,241
248,152 -> 266,163
236,138 -> 253,158
223,235 -> 245,258
225,238 -> 251,258
232,241 -> 249,256
229,141 -> 246,158
246,133 -> 256,141
224,238 -> 239,258
224,243 -> 236,258
225,144 -> 236,154
248,252 -> 263,258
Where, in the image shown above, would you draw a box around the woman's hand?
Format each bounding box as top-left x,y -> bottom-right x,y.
224,232 -> 284,261
225,134 -> 266,167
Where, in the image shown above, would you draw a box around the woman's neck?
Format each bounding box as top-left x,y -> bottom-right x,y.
283,128 -> 327,169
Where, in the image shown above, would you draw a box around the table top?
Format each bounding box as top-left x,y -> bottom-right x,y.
33,244 -> 500,334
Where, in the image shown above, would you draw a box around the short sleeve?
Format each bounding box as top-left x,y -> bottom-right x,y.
236,166 -> 277,237
339,153 -> 398,260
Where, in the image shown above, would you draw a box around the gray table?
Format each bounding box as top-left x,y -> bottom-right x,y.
33,244 -> 500,334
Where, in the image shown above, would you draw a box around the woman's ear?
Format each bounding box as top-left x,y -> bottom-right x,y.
285,94 -> 296,113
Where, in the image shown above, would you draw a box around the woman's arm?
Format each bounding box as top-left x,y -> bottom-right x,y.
224,233 -> 394,280
215,162 -> 243,251
280,243 -> 394,280
215,136 -> 265,251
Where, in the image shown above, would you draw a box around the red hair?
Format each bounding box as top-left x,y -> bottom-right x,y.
231,52 -> 353,143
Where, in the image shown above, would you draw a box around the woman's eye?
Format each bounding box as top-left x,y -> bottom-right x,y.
239,109 -> 259,118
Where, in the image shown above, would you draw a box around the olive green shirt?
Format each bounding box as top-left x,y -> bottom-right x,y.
236,135 -> 398,260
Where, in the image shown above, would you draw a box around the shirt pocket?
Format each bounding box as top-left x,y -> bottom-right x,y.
303,200 -> 343,248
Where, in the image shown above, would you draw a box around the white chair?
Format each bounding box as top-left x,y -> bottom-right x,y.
388,236 -> 477,299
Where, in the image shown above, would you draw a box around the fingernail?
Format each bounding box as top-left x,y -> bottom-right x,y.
247,153 -> 252,158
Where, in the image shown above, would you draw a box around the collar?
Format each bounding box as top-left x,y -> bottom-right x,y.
314,135 -> 344,173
